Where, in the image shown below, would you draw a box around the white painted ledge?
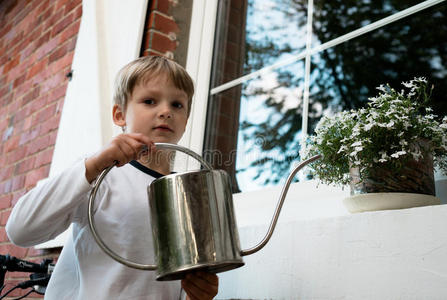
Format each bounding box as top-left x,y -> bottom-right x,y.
217,203 -> 447,300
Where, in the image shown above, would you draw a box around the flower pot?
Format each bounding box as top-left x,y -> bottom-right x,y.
343,192 -> 440,213
345,151 -> 440,212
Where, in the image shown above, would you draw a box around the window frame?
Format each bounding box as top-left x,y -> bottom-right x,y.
183,0 -> 446,204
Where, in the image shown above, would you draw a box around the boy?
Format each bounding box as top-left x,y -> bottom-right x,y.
6,56 -> 218,299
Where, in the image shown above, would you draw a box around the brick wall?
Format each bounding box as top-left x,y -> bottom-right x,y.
142,0 -> 186,61
0,0 -> 82,297
0,0 -> 189,297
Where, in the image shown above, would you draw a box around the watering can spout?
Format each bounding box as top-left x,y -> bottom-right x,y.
240,154 -> 321,256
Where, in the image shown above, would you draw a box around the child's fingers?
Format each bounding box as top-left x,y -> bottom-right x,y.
126,133 -> 154,147
181,272 -> 218,300
112,135 -> 148,166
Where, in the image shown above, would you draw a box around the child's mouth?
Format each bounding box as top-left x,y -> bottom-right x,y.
154,125 -> 173,132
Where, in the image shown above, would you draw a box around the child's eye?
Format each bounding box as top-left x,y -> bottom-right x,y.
172,101 -> 184,109
144,99 -> 155,105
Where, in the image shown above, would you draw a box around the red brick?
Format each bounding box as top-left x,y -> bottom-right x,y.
0,179 -> 13,194
14,78 -> 33,96
66,35 -> 77,52
13,73 -> 26,88
147,12 -> 156,29
25,165 -> 50,188
27,58 -> 49,80
13,1 -> 33,27
2,55 -> 21,74
14,157 -> 36,175
4,135 -> 20,153
147,31 -> 177,54
6,145 -> 27,164
0,166 -> 13,182
41,72 -> 65,94
22,116 -> 33,131
35,35 -> 59,60
0,209 -> 11,225
153,12 -> 179,34
0,23 -> 12,39
51,12 -> 74,38
49,130 -> 58,145
65,0 -> 82,14
72,3 -> 82,20
29,95 -> 48,115
35,30 -> 51,50
0,194 -> 12,210
19,128 -> 40,146
49,43 -> 68,63
59,19 -> 80,43
39,114 -> 60,135
49,53 -> 73,75
34,148 -> 54,168
36,103 -> 57,124
0,227 -> 9,243
11,175 -> 25,192
14,107 -> 30,123
26,135 -> 50,156
151,0 -> 171,14
21,86 -> 41,105
0,244 -> 28,258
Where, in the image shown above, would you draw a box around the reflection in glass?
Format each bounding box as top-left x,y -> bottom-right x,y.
308,2 -> 447,134
313,0 -> 425,44
236,62 -> 305,191
243,0 -> 307,78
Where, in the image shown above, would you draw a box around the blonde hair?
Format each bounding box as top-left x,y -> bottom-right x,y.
113,56 -> 194,116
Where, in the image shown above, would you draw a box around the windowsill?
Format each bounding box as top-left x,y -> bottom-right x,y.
218,201 -> 447,299
232,180 -> 351,228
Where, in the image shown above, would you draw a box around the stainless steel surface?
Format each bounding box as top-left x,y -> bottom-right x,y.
148,169 -> 244,280
240,154 -> 322,256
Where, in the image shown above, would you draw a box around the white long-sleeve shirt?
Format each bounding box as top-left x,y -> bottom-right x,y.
6,159 -> 182,300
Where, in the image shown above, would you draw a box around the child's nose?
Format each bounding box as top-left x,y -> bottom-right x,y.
158,103 -> 172,119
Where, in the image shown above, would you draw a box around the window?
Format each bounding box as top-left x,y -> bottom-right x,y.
203,0 -> 447,193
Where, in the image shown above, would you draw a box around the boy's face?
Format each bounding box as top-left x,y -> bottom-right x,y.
113,73 -> 189,144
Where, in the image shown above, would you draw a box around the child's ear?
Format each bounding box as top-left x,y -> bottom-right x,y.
112,104 -> 126,127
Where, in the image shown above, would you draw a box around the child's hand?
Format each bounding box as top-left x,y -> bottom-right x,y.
85,133 -> 155,183
182,271 -> 219,300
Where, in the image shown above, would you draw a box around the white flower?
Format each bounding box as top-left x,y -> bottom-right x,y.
386,120 -> 395,128
391,150 -> 407,158
364,123 -> 374,131
337,146 -> 348,154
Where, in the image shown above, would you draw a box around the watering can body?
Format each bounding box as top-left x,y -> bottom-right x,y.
148,169 -> 244,280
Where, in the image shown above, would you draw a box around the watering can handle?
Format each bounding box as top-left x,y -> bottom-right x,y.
87,143 -> 213,270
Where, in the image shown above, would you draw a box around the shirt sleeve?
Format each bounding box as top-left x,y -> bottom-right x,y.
6,159 -> 93,247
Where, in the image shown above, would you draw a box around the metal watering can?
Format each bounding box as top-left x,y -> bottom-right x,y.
88,143 -> 320,281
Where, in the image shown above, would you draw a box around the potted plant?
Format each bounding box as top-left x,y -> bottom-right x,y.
302,77 -> 447,212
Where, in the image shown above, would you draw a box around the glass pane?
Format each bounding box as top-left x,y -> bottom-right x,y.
205,62 -> 305,192
307,1 -> 447,134
313,0 -> 427,45
210,0 -> 307,88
